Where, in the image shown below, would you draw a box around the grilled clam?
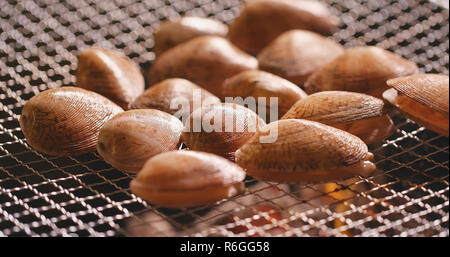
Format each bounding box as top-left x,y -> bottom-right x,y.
130,150 -> 246,208
258,30 -> 344,85
304,46 -> 419,98
131,78 -> 220,121
228,0 -> 340,55
235,119 -> 376,183
97,109 -> 184,173
19,87 -> 123,156
222,70 -> 307,120
383,74 -> 449,136
182,103 -> 265,161
149,36 -> 258,98
76,47 -> 145,109
282,91 -> 394,144
154,16 -> 228,55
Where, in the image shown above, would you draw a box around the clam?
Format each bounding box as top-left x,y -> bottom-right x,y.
149,36 -> 258,98
222,70 -> 307,120
304,46 -> 419,98
76,47 -> 145,109
228,0 -> 340,55
131,78 -> 221,121
19,87 -> 123,156
154,16 -> 228,55
130,150 -> 246,208
258,30 -> 344,85
383,74 -> 449,136
97,109 -> 184,173
182,103 -> 266,161
235,119 -> 376,183
282,91 -> 394,144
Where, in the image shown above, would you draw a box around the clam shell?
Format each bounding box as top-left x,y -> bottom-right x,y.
149,36 -> 258,98
222,70 -> 307,119
19,87 -> 124,156
235,119 -> 372,181
384,74 -> 449,136
130,150 -> 246,208
182,103 -> 266,160
282,91 -> 385,124
304,46 -> 419,98
386,74 -> 449,116
228,0 -> 340,55
97,109 -> 184,173
258,30 -> 344,85
131,78 -> 220,120
282,91 -> 394,144
76,47 -> 145,109
154,16 -> 228,55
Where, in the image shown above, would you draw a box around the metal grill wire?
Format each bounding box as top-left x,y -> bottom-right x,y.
0,0 -> 448,237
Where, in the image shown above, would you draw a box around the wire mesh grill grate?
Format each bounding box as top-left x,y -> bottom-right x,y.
0,0 -> 448,237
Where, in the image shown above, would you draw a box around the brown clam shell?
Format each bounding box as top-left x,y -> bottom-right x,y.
258,30 -> 344,85
222,70 -> 307,119
97,109 -> 184,173
130,78 -> 221,120
304,46 -> 419,98
384,74 -> 449,136
76,47 -> 145,109
386,74 -> 449,116
149,36 -> 258,98
283,91 -> 385,123
235,119 -> 375,183
182,103 -> 266,161
19,87 -> 124,156
154,16 -> 228,55
282,91 -> 393,144
228,0 -> 340,55
130,150 -> 246,208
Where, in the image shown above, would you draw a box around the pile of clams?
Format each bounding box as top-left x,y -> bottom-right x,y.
19,0 -> 449,210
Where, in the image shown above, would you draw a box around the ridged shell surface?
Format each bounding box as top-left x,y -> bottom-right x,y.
19,87 -> 124,156
235,119 -> 369,172
386,74 -> 449,115
76,47 -> 145,109
282,91 -> 385,124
